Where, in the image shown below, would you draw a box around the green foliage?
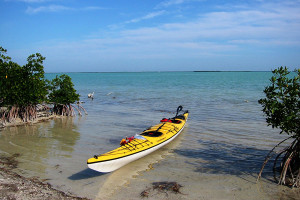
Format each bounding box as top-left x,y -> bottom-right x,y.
48,74 -> 80,105
0,47 -> 11,63
0,47 -> 48,107
0,53 -> 20,106
258,66 -> 300,138
1,46 -> 81,120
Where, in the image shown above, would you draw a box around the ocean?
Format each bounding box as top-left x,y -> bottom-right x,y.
0,71 -> 295,199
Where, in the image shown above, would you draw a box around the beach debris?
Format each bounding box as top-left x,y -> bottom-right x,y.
140,181 -> 184,198
0,153 -> 20,169
152,181 -> 183,194
0,164 -> 90,200
140,188 -> 150,198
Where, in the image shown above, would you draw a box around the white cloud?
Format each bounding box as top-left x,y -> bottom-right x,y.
25,5 -> 105,14
90,1 -> 300,61
25,0 -> 300,71
156,0 -> 204,8
159,0 -> 186,7
42,1 -> 300,59
125,10 -> 166,24
7,0 -> 51,3
26,5 -> 72,14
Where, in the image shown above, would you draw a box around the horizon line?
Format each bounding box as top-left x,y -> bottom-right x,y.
45,70 -> 272,73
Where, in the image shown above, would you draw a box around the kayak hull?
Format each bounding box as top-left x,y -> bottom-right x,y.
87,109 -> 188,173
87,122 -> 186,173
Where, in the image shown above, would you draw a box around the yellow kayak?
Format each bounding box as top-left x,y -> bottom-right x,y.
87,106 -> 189,173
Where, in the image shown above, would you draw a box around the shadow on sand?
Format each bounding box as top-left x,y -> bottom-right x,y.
174,139 -> 274,178
68,168 -> 106,180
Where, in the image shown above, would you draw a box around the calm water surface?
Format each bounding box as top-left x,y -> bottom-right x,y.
0,72 -> 296,199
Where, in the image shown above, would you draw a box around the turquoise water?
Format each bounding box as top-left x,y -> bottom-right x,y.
47,71 -> 272,125
0,71 -> 293,199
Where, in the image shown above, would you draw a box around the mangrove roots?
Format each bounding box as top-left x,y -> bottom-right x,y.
257,137 -> 300,188
0,105 -> 38,123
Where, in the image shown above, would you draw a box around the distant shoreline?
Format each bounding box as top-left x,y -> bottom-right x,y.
193,71 -> 263,72
45,70 -> 272,73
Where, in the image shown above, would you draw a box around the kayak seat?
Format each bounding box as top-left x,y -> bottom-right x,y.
172,115 -> 185,120
161,118 -> 182,124
171,119 -> 182,124
141,131 -> 163,137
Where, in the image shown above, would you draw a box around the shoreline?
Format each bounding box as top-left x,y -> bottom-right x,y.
0,154 -> 89,200
0,108 -> 93,199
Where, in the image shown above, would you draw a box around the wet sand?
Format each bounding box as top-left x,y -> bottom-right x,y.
0,114 -> 88,199
0,154 -> 89,200
1,155 -> 299,200
1,138 -> 300,200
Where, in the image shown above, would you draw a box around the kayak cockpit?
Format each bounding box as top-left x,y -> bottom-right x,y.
140,131 -> 163,137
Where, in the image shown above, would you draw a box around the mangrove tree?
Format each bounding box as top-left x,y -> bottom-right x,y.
258,66 -> 300,187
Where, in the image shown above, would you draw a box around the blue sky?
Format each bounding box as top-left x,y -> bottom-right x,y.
1,0 -> 300,72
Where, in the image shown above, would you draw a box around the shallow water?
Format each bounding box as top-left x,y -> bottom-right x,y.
0,72 -> 297,199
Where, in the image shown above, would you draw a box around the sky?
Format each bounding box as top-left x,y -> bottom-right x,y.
0,0 -> 300,72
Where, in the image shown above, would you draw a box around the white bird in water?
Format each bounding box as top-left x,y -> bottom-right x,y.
88,92 -> 94,99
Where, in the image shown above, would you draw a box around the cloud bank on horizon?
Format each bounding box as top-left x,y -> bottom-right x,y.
1,0 -> 300,72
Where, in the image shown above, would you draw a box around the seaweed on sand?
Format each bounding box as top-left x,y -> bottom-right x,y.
0,153 -> 20,169
140,181 -> 185,198
152,181 -> 183,194
0,153 -> 90,199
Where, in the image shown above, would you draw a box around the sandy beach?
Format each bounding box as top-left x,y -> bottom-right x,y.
1,150 -> 299,200
0,153 -> 89,200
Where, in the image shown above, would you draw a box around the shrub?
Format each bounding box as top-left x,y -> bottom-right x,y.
258,66 -> 300,187
48,74 -> 80,116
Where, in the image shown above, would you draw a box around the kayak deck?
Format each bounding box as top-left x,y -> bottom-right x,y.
87,108 -> 188,172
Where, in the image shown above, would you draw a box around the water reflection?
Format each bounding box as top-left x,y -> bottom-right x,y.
0,117 -> 81,177
48,117 -> 80,156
